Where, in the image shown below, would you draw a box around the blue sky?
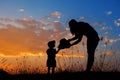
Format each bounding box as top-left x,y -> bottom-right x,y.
0,0 -> 120,19
0,0 -> 120,34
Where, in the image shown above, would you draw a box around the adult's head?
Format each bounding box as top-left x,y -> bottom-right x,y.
68,19 -> 78,35
69,19 -> 91,35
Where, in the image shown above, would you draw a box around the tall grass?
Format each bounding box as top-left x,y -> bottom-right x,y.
0,40 -> 120,75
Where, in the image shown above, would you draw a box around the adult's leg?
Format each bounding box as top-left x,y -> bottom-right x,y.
86,48 -> 95,72
86,39 -> 99,72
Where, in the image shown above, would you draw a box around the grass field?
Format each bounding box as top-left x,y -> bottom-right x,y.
0,69 -> 119,80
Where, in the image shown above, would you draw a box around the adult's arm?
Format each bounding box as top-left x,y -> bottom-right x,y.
70,34 -> 83,46
68,35 -> 78,42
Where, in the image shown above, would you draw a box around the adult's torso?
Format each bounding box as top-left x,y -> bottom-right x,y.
76,22 -> 99,39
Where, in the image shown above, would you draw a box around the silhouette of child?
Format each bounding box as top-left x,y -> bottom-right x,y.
68,19 -> 100,72
46,40 -> 60,76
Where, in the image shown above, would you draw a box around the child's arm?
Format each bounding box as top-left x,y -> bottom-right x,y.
56,48 -> 60,54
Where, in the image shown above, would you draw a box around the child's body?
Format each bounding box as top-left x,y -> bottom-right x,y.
46,40 -> 59,76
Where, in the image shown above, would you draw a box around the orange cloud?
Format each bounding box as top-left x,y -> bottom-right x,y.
103,51 -> 112,55
0,15 -> 67,55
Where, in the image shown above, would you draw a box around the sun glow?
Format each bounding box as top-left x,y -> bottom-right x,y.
56,53 -> 85,58
0,51 -> 86,74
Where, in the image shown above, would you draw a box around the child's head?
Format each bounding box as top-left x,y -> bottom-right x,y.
48,40 -> 55,48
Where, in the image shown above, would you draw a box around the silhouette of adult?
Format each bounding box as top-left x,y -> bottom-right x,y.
46,40 -> 60,77
68,19 -> 100,72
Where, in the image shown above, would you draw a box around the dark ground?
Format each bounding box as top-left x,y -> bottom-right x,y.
0,70 -> 119,80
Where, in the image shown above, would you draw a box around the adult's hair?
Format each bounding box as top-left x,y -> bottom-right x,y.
69,19 -> 78,35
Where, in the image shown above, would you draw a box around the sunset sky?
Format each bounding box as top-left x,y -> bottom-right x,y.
0,0 -> 120,74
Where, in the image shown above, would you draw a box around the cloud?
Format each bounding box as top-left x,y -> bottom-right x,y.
118,34 -> 120,37
40,11 -> 61,21
100,26 -> 109,31
92,21 -> 104,27
114,18 -> 120,27
52,22 -> 66,32
103,51 -> 112,55
0,22 -> 7,29
0,18 -> 25,29
108,39 -> 117,43
0,13 -> 66,55
106,11 -> 112,15
50,11 -> 61,18
101,35 -> 118,44
19,8 -> 24,12
79,16 -> 85,20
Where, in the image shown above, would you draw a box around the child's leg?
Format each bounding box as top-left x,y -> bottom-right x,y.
48,67 -> 50,75
52,67 -> 55,79
52,67 -> 55,75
